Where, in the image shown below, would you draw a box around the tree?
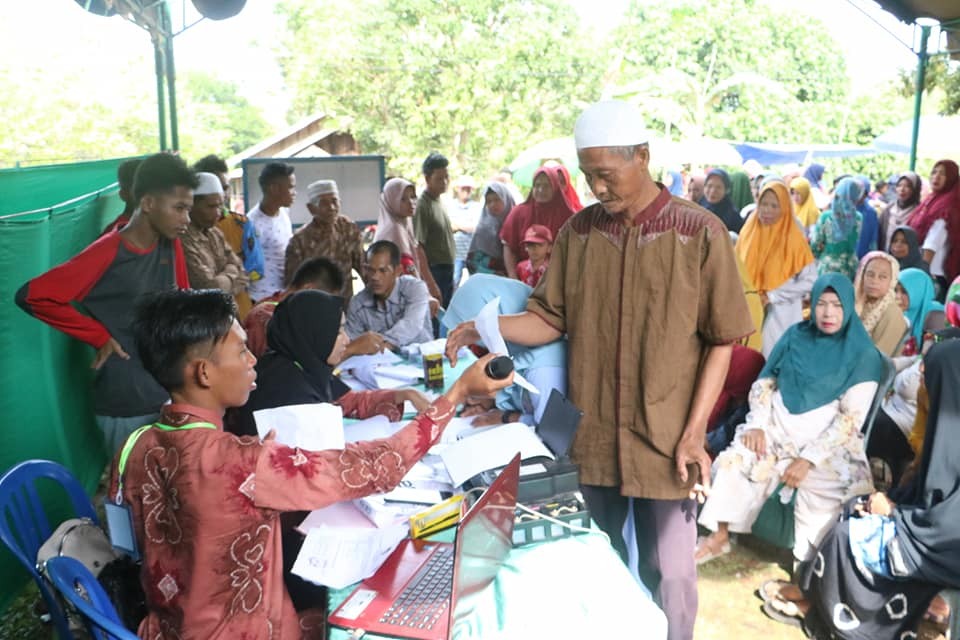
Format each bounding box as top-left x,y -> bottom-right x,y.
607,0 -> 852,145
275,0 -> 603,180
176,71 -> 273,158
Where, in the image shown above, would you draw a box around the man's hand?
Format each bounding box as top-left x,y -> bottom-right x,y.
459,395 -> 495,417
444,353 -> 513,406
348,332 -> 387,355
675,435 -> 711,503
866,491 -> 895,517
395,389 -> 432,413
741,429 -> 767,457
444,321 -> 481,365
92,337 -> 129,370
782,458 -> 813,488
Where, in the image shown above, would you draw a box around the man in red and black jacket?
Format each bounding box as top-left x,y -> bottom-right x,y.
16,153 -> 197,454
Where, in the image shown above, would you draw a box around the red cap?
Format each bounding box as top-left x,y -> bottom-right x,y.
522,224 -> 553,245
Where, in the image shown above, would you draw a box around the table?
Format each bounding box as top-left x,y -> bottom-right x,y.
326,532 -> 667,640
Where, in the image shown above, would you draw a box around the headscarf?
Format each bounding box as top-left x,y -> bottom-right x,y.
827,177 -> 863,242
803,163 -> 826,191
499,166 -> 579,262
665,170 -> 684,196
789,177 -> 821,228
899,268 -> 944,344
728,171 -> 754,212
735,182 -> 814,292
469,182 -> 516,259
888,225 -> 929,274
441,274 -> 566,372
855,175 -> 879,258
374,177 -> 418,260
907,159 -> 959,243
853,251 -> 900,333
891,340 -> 960,588
699,168 -> 743,233
759,273 -> 883,414
552,164 -> 583,211
250,290 -> 350,409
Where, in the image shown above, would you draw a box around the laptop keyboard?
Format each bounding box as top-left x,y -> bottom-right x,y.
379,545 -> 454,630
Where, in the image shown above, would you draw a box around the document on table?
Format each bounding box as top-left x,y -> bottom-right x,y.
338,351 -> 403,371
439,422 -> 554,487
291,524 -> 409,589
253,403 -> 345,451
474,297 -> 539,395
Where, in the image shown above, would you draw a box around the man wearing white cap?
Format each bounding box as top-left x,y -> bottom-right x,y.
285,179 -> 365,301
447,100 -> 753,640
181,172 -> 249,303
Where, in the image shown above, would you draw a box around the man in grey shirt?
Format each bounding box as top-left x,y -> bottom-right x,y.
346,241 -> 433,350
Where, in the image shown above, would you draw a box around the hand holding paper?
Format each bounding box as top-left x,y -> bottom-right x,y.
474,297 -> 539,396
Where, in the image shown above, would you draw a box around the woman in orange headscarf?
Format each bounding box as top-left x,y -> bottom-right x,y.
789,177 -> 822,233
737,181 -> 818,357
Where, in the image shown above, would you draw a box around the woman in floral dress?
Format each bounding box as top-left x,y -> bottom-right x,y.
811,177 -> 864,280
696,273 -> 882,565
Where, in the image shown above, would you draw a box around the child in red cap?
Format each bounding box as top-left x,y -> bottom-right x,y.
516,224 -> 553,287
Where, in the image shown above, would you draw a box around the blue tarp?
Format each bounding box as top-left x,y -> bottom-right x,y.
733,142 -> 880,166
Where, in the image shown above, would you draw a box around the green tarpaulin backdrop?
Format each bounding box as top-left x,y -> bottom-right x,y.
0,157 -> 138,611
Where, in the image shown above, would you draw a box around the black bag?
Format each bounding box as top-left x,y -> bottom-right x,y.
97,555 -> 147,631
751,483 -> 797,549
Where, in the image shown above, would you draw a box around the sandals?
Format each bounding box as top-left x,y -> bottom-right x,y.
762,597 -> 803,628
756,579 -> 792,603
694,535 -> 731,566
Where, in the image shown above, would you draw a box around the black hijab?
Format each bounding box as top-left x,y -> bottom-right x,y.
226,290 -> 350,436
889,225 -> 930,274
891,339 -> 960,588
699,168 -> 743,233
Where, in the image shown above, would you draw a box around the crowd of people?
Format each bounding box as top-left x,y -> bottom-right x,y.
11,98 -> 960,640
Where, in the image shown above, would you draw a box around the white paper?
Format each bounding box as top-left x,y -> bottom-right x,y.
343,415 -> 400,443
439,422 -> 554,487
474,297 -> 539,395
291,524 -> 408,589
253,403 -> 345,451
338,351 -> 403,371
297,502 -> 374,535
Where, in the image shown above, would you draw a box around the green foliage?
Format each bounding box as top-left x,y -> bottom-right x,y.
176,71 -> 273,157
275,0 -> 603,180
897,56 -> 960,115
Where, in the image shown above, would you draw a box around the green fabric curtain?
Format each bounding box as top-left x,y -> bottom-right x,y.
0,158 -> 132,611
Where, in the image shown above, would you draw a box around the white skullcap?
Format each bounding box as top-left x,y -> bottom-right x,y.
194,172 -> 223,197
574,100 -> 648,150
307,179 -> 339,202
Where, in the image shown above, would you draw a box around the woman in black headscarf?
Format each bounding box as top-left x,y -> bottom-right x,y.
226,290 -> 429,436
887,225 -> 930,275
879,172 -> 922,250
699,168 -> 743,233
762,339 -> 960,638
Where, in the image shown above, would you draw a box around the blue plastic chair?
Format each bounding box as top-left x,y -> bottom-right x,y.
0,459 -> 99,640
44,556 -> 138,640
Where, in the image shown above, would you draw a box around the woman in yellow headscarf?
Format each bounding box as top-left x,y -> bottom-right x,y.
789,177 -> 822,232
737,181 -> 818,357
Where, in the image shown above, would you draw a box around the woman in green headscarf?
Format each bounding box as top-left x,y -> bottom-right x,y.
729,170 -> 755,216
696,273 -> 883,566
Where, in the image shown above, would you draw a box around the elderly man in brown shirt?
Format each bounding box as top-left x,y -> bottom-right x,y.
182,172 -> 249,299
284,179 -> 365,302
447,100 -> 754,640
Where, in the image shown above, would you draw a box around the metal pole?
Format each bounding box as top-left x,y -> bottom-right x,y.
909,24 -> 931,171
162,1 -> 179,151
152,29 -> 168,151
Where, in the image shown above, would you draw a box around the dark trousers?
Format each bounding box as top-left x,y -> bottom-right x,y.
429,263 -> 454,337
581,485 -> 698,640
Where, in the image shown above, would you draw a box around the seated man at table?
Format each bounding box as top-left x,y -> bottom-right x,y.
345,240 -> 433,351
110,288 -> 509,640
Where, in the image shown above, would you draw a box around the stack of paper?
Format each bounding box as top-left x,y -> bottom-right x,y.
439,422 -> 554,487
291,524 -> 408,589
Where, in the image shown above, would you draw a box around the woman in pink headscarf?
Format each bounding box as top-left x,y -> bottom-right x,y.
499,165 -> 580,279
374,177 -> 441,300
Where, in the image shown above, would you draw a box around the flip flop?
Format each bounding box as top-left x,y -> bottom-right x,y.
694,537 -> 731,566
756,579 -> 793,603
762,599 -> 803,628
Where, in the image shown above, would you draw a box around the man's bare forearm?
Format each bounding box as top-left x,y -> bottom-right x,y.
499,312 -> 562,347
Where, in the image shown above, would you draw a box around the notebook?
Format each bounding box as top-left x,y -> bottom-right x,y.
327,454 -> 521,640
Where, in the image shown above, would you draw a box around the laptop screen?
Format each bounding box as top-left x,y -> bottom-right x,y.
449,454 -> 520,634
536,389 -> 584,458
